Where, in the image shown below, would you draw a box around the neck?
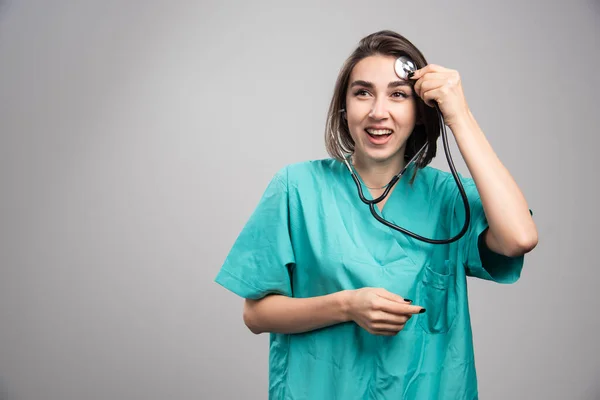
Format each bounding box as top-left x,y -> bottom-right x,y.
351,151 -> 406,189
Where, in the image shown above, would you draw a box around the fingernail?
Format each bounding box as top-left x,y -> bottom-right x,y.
404,299 -> 412,303
419,308 -> 426,313
408,71 -> 415,78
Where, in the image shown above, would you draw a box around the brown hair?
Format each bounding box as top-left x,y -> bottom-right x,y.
324,30 -> 441,180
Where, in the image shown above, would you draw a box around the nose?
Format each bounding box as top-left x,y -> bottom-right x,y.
368,97 -> 389,120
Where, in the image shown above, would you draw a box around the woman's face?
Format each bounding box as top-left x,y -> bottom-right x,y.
345,54 -> 419,164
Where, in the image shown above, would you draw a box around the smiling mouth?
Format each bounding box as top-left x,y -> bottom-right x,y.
365,128 -> 393,138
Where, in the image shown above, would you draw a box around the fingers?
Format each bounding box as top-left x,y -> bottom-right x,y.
375,289 -> 409,304
412,73 -> 448,96
370,310 -> 410,325
409,63 -> 450,80
363,317 -> 407,336
410,66 -> 461,108
376,296 -> 426,316
414,79 -> 448,107
358,290 -> 427,336
371,323 -> 406,336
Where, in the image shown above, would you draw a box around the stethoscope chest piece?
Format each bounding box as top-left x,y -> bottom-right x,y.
394,56 -> 416,80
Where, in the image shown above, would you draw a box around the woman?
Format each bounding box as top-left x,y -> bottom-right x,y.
215,30 -> 537,399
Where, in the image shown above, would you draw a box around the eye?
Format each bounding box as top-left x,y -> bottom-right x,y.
353,89 -> 370,97
392,91 -> 409,98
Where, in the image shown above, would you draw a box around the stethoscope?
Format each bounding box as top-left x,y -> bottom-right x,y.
341,56 -> 471,245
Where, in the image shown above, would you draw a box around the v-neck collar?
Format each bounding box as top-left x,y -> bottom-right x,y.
344,157 -> 417,215
336,158 -> 421,268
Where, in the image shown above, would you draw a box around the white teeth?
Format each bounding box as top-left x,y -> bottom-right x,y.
366,129 -> 393,135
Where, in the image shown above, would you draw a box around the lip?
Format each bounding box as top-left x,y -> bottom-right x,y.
365,125 -> 394,132
364,130 -> 393,146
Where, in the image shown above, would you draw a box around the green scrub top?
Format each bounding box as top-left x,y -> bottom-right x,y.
215,158 -> 528,400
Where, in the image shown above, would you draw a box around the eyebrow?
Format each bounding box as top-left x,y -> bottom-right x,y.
350,80 -> 413,90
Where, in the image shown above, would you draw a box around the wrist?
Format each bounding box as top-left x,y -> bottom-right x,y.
448,107 -> 475,132
338,290 -> 354,323
447,109 -> 478,137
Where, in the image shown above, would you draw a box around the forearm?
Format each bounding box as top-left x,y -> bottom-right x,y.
243,291 -> 352,335
450,109 -> 538,257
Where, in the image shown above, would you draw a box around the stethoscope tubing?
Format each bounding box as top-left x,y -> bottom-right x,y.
343,104 -> 471,244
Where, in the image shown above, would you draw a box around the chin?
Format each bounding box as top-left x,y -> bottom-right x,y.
359,146 -> 404,163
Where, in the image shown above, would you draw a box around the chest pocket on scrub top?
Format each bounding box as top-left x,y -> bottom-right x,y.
416,260 -> 458,334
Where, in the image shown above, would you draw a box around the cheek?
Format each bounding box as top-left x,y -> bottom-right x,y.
345,104 -> 370,131
393,105 -> 419,126
347,116 -> 365,138
347,123 -> 361,142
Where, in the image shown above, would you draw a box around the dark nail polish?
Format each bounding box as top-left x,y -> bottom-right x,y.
408,71 -> 415,78
404,299 -> 412,303
419,308 -> 426,313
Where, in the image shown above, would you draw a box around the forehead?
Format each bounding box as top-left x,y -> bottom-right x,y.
349,55 -> 399,84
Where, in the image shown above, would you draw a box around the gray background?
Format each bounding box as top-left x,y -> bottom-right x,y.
0,0 -> 598,399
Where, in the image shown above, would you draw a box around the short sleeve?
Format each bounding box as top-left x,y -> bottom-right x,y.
447,174 -> 527,284
214,168 -> 295,299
